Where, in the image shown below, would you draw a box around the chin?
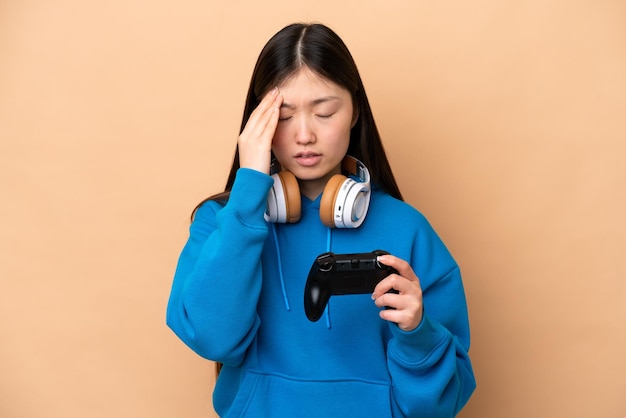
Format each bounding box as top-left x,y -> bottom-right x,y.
291,166 -> 328,179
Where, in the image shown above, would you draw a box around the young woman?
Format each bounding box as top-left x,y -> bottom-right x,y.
166,22 -> 476,417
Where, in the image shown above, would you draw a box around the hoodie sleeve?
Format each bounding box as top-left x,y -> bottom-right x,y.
387,217 -> 476,417
166,168 -> 274,366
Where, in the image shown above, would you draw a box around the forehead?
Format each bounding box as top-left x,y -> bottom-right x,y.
277,67 -> 349,100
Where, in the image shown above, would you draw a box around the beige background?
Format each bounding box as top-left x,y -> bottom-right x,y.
1,0 -> 625,417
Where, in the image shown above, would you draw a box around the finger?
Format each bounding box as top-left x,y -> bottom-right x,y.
377,254 -> 419,283
379,305 -> 423,331
372,274 -> 412,300
371,275 -> 399,300
243,88 -> 281,136
373,282 -> 420,309
372,288 -> 401,309
372,272 -> 422,301
374,286 -> 424,331
260,93 -> 283,137
240,94 -> 282,150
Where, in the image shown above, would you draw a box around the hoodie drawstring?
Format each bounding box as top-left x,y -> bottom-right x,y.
323,228 -> 332,328
271,223 -> 333,329
271,223 -> 291,311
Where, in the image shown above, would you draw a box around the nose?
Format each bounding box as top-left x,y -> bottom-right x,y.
295,116 -> 316,144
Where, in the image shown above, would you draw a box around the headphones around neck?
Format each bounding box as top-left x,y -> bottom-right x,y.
265,156 -> 371,228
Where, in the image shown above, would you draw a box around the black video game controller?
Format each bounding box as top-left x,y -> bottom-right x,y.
303,250 -> 398,322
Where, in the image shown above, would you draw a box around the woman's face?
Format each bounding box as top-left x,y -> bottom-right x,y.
272,67 -> 355,200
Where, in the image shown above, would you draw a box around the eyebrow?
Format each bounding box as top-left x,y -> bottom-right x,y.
280,96 -> 341,110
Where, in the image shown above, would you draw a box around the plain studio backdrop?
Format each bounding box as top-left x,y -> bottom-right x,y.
1,1 -> 624,417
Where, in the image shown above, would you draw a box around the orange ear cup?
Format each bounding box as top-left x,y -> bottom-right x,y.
277,171 -> 302,223
319,174 -> 347,227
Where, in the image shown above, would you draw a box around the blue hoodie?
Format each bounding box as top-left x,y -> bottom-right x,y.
166,168 -> 476,417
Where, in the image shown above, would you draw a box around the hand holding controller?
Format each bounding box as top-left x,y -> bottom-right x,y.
303,250 -> 398,322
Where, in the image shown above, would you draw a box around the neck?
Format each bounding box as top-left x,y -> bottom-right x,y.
298,181 -> 325,201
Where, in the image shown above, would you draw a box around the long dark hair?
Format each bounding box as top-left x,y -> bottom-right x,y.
193,23 -> 403,219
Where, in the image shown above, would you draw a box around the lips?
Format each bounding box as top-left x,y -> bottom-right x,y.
294,151 -> 320,158
294,152 -> 322,167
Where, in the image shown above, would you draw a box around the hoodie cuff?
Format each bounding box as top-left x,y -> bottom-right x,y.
388,313 -> 450,366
